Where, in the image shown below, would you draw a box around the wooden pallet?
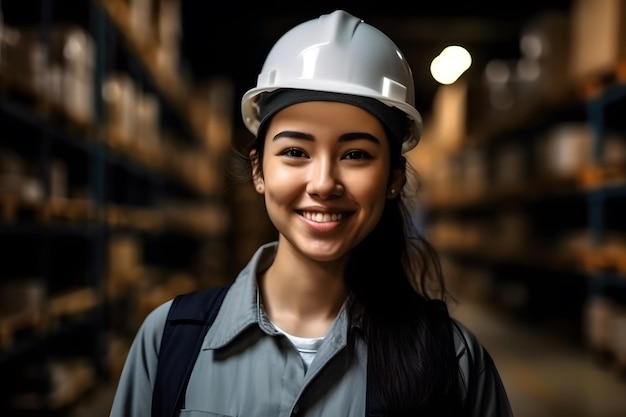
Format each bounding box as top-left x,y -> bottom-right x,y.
39,198 -> 96,223
106,203 -> 129,227
0,310 -> 45,349
580,247 -> 626,275
577,60 -> 626,101
127,207 -> 164,231
0,75 -> 52,117
47,288 -> 99,323
0,194 -> 21,222
0,195 -> 99,224
578,165 -> 626,189
10,358 -> 97,411
47,358 -> 97,409
0,194 -> 41,223
52,104 -> 98,139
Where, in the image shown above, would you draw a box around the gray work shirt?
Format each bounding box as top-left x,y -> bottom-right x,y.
109,242 -> 514,417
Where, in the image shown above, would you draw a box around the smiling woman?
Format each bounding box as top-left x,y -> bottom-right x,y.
253,100 -> 397,264
109,10 -> 514,417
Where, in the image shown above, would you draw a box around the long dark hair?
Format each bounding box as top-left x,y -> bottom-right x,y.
231,119 -> 463,417
341,125 -> 463,417
347,182 -> 463,416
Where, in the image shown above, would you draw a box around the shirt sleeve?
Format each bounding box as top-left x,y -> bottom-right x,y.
108,300 -> 173,417
453,320 -> 515,417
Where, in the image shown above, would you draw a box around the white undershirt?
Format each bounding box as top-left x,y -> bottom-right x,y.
272,322 -> 325,371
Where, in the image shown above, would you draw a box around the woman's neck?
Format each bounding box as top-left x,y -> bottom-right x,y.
259,243 -> 349,338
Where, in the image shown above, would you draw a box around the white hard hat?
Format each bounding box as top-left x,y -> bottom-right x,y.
241,10 -> 423,153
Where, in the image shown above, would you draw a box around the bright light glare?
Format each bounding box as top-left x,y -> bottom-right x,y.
430,45 -> 472,85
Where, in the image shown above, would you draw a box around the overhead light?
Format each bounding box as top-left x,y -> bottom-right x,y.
430,45 -> 472,85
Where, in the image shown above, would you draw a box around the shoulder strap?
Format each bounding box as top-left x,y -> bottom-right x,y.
151,284 -> 231,417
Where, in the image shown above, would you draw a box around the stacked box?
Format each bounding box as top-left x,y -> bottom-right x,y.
570,0 -> 626,83
155,0 -> 181,76
103,73 -> 137,145
517,12 -> 572,108
32,26 -> 95,124
107,235 -> 144,296
428,83 -> 468,152
493,143 -> 526,188
0,26 -> 46,95
0,278 -> 44,317
461,148 -> 488,198
613,306 -> 626,371
583,296 -> 616,355
129,0 -> 157,43
135,91 -> 161,151
0,147 -> 43,204
602,131 -> 626,167
491,210 -> 530,256
536,123 -> 593,179
49,159 -> 68,201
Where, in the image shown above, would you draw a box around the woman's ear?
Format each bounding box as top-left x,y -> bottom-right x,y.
250,150 -> 265,194
387,157 -> 407,199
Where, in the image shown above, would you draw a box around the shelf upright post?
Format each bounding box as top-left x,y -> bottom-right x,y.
586,95 -> 607,248
92,2 -> 107,135
38,0 -> 54,409
90,0 -> 108,213
585,89 -> 608,300
37,0 -> 52,199
89,0 -> 109,378
37,0 -> 52,304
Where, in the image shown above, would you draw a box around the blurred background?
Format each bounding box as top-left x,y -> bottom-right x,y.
1,0 -> 625,416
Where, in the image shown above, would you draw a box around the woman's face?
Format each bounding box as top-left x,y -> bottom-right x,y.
253,100 -> 404,264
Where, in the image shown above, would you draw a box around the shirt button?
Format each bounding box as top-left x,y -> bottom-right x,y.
292,404 -> 300,415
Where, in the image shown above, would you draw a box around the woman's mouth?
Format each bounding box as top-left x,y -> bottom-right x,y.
299,211 -> 344,223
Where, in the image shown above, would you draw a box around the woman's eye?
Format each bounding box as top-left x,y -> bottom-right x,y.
281,148 -> 307,158
343,150 -> 371,160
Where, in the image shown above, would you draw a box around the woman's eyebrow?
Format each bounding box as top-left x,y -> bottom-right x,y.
272,131 -> 381,145
338,132 -> 381,145
273,131 -> 313,141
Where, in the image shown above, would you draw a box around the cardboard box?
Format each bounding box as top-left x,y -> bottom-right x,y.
570,0 -> 626,82
518,11 -> 571,105
536,123 -> 593,178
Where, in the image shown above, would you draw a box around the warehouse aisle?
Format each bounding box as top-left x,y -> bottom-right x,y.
451,300 -> 626,417
70,300 -> 626,417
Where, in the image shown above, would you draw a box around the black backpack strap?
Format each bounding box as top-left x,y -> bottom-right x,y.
151,285 -> 231,417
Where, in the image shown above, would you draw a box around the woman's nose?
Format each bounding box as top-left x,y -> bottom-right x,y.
306,159 -> 344,199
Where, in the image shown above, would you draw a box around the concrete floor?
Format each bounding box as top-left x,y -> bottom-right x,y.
451,300 -> 626,417
70,300 -> 626,417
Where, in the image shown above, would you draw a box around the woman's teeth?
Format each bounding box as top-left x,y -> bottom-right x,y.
302,212 -> 343,222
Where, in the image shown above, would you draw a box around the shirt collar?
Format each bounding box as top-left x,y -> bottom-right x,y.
202,242 -> 278,350
201,241 -> 358,352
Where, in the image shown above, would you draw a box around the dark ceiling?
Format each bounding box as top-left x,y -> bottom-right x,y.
180,1 -> 573,131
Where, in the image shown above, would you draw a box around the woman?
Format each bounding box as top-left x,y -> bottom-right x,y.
110,10 -> 514,417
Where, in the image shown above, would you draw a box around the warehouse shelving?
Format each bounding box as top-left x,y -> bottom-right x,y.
423,69 -> 626,376
0,0 -> 232,414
